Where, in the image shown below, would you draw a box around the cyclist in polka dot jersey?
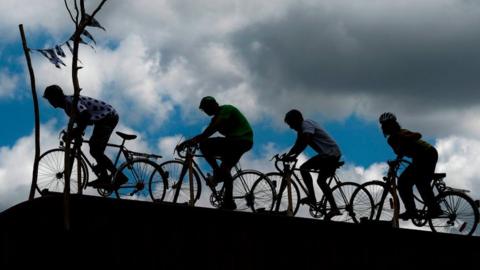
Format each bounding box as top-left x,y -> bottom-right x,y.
43,85 -> 127,189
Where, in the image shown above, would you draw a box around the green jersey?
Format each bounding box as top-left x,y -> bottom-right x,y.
213,105 -> 253,142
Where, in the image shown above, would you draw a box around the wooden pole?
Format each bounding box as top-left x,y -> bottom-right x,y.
19,24 -> 41,201
63,0 -> 108,230
285,166 -> 293,216
188,155 -> 194,206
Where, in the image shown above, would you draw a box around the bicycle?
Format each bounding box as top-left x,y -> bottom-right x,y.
37,130 -> 167,201
350,158 -> 479,236
251,154 -> 374,223
149,143 -> 275,212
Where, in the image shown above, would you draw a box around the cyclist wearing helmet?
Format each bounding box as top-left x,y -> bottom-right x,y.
284,109 -> 342,217
43,85 -> 127,189
178,96 -> 253,210
379,112 -> 442,220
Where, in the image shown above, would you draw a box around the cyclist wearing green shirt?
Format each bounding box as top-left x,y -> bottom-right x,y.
178,96 -> 253,210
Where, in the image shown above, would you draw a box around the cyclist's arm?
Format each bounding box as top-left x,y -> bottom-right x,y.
69,110 -> 91,137
287,132 -> 312,157
387,136 -> 405,158
191,117 -> 221,143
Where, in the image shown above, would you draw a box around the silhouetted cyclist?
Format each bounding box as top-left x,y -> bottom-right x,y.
43,85 -> 127,189
379,112 -> 442,220
284,109 -> 342,217
178,96 -> 253,210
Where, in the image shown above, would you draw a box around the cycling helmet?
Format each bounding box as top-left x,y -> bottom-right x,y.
43,85 -> 64,99
199,96 -> 217,110
379,112 -> 397,124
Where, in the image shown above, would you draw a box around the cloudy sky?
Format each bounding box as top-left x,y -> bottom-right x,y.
0,0 -> 479,232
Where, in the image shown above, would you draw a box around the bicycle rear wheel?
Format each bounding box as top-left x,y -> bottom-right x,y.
329,182 -> 373,223
157,160 -> 202,204
428,191 -> 479,236
36,148 -> 88,195
236,170 -> 275,212
265,172 -> 301,215
115,159 -> 166,201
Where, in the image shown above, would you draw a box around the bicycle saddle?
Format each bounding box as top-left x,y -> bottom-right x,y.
116,131 -> 137,140
433,173 -> 446,181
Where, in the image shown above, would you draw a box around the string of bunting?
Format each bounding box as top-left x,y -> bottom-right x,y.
32,14 -> 106,69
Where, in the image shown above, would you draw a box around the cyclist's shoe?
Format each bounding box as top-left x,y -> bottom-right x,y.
112,173 -> 128,189
325,208 -> 342,220
206,173 -> 223,188
87,178 -> 110,188
399,211 -> 418,221
219,200 -> 237,211
427,206 -> 443,219
299,197 -> 316,206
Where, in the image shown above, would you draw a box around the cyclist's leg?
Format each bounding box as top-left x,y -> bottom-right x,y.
415,148 -> 441,215
199,137 -> 225,177
298,156 -> 320,204
398,165 -> 417,217
219,139 -> 253,209
89,114 -> 120,184
316,156 -> 340,210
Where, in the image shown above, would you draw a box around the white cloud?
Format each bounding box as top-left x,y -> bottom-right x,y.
156,134 -> 184,160
0,122 -> 59,211
436,136 -> 480,198
0,0 -> 69,41
0,69 -> 19,98
7,0 -> 480,137
34,34 -> 177,130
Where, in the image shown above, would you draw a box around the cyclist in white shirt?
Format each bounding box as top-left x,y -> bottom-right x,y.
284,109 -> 342,217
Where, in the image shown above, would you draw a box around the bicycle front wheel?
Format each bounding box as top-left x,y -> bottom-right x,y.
265,172 -> 301,215
329,182 -> 373,223
36,148 -> 88,195
428,191 -> 479,236
234,170 -> 275,212
355,180 -> 398,222
115,159 -> 166,201
158,160 -> 202,204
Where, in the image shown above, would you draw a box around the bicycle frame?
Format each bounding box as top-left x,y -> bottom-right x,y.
373,160 -> 402,227
64,136 -> 161,190
172,145 -> 246,206
273,155 -> 344,216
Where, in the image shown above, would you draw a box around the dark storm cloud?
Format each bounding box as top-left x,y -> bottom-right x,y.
231,1 -> 480,110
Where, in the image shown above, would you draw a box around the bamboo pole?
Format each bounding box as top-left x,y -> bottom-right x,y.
19,24 -> 41,201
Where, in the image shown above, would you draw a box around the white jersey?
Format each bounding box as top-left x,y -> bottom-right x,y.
65,95 -> 117,122
301,119 -> 341,158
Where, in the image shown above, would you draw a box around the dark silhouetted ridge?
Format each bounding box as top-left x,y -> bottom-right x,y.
1,193 -> 478,269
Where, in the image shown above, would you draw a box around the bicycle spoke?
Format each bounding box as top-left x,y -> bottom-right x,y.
116,159 -> 160,201
157,160 -> 200,204
429,192 -> 479,235
36,149 -> 85,194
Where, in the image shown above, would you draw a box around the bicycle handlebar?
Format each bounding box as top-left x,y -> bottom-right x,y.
271,153 -> 297,173
59,129 -> 84,147
385,157 -> 412,180
175,142 -> 200,159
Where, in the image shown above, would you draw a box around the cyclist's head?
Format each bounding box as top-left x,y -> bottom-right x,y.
379,112 -> 401,136
43,85 -> 65,108
199,96 -> 219,116
284,109 -> 303,131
